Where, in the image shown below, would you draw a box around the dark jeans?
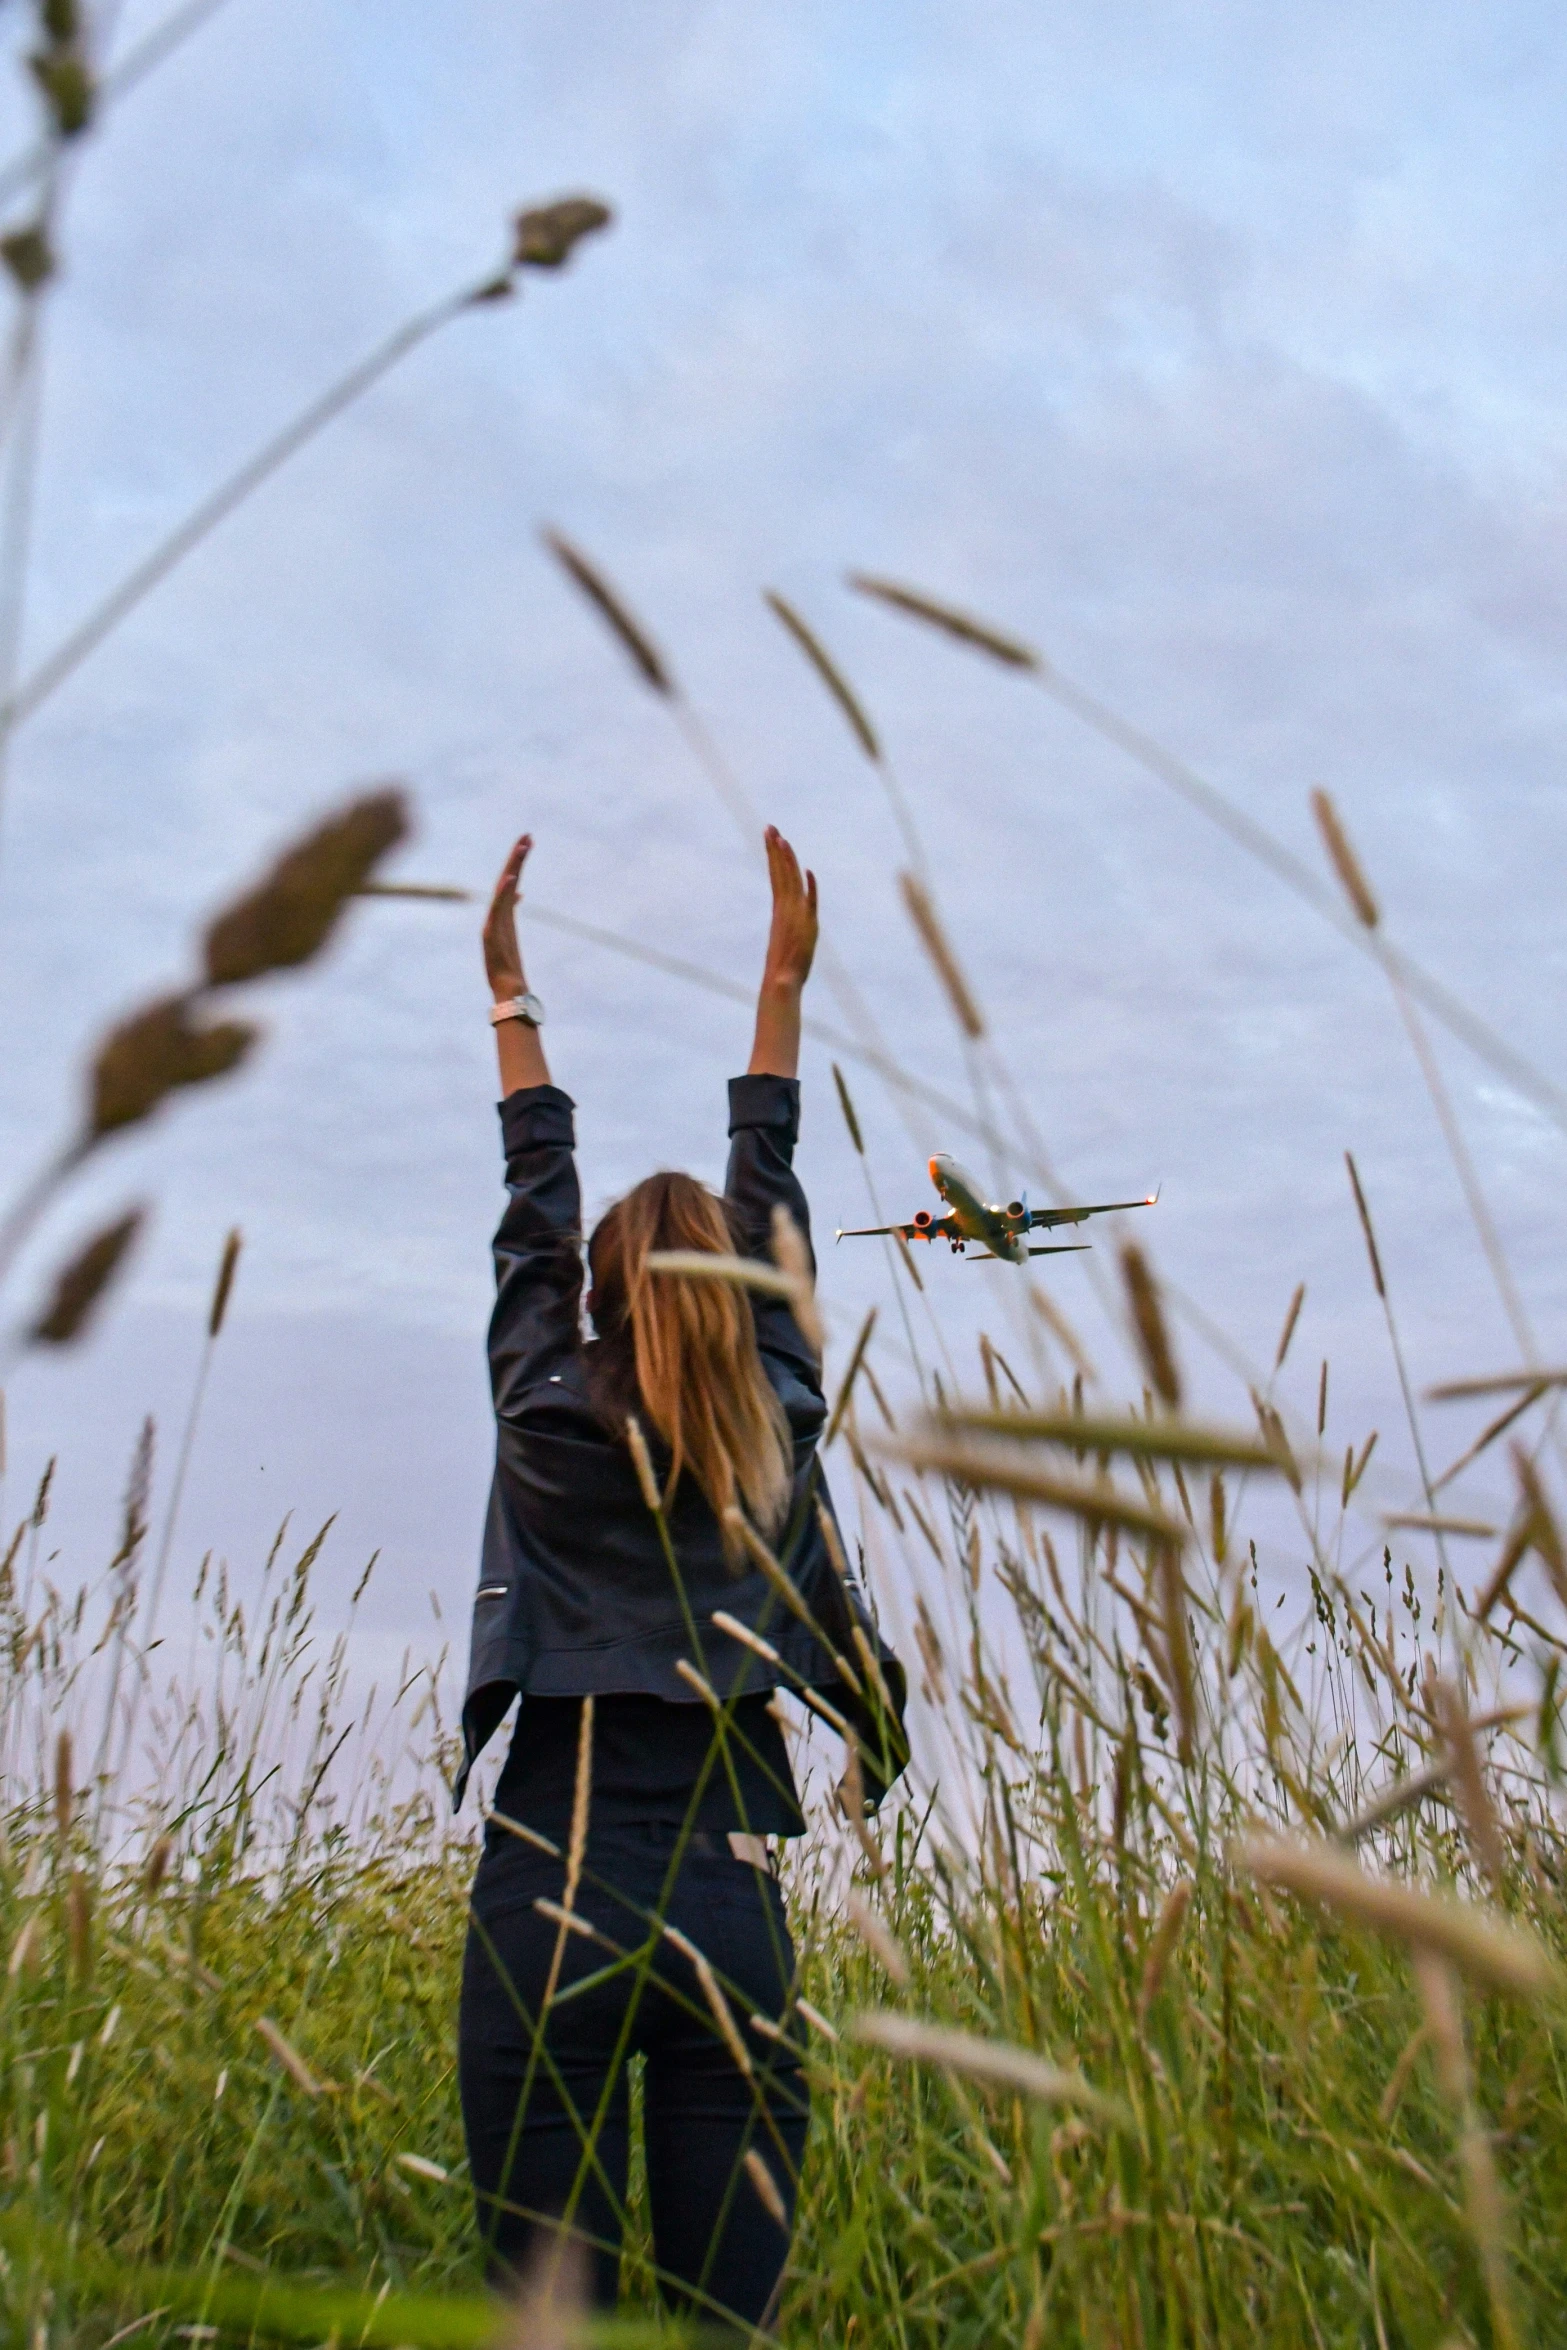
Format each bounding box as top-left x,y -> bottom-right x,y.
459,1820 -> 809,2333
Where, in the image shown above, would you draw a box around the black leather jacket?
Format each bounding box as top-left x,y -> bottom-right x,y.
454,1072 -> 907,1807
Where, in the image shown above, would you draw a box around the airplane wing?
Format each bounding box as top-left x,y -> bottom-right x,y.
835,1217 -> 958,1243
1028,1191 -> 1158,1230
967,1242 -> 1091,1261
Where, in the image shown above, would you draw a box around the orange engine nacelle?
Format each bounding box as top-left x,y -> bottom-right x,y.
1006,1200 -> 1025,1219
912,1209 -> 934,1233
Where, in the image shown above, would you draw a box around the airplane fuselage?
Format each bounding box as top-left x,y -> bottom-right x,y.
924,1155 -> 1028,1262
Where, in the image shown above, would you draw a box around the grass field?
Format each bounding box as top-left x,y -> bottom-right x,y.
3,1224 -> 1565,2350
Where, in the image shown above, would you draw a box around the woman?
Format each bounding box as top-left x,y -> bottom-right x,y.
457,825 -> 906,2333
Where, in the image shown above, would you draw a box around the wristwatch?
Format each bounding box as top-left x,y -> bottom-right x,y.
489,992 -> 546,1028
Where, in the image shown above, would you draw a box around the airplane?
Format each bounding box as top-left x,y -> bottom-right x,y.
836,1155 -> 1158,1266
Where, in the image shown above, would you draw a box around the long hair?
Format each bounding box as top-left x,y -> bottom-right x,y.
587,1171 -> 792,1557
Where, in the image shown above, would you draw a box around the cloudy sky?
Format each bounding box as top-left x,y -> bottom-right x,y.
2,0 -> 1564,1726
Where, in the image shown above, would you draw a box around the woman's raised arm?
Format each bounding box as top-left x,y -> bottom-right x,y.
746,825 -> 818,1079
483,832 -> 552,1095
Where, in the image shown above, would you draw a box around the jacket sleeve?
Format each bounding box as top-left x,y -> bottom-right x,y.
724,1073 -> 819,1386
488,1085 -> 583,1421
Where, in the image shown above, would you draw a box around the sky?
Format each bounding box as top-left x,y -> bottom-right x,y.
2,0 -> 1565,1750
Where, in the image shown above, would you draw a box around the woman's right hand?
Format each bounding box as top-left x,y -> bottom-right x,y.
483,833 -> 532,1001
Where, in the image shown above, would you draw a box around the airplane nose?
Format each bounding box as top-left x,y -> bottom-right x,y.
928,1156 -> 942,1184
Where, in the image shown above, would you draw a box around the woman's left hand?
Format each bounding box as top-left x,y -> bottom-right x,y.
760,825 -> 818,996
483,833 -> 532,1001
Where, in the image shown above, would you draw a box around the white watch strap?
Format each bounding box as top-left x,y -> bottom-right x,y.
489,992 -> 545,1027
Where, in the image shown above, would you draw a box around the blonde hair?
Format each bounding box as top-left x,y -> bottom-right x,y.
588,1172 -> 792,1558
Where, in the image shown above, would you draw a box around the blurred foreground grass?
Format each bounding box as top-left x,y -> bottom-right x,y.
2,1363 -> 1564,2349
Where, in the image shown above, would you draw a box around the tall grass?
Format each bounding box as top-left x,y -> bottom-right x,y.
2,1206 -> 1564,2347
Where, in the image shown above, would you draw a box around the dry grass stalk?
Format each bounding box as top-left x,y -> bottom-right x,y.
1310,789 -> 1380,929
1429,1675 -> 1509,1898
540,527 -> 671,695
765,591 -> 880,761
847,574 -> 1042,670
831,1061 -> 864,1155
141,1834 -> 173,1898
1344,1153 -> 1386,1299
710,1608 -> 781,1667
8,1914 -> 40,1978
53,1728 -> 72,1845
1428,1368 -> 1567,1402
674,1659 -> 720,1708
837,1742 -> 887,1882
532,1899 -> 598,1944
1412,1949 -> 1520,2350
1385,1512 -> 1497,1538
208,1229 -> 242,1338
512,195 -> 613,269
742,2147 -> 788,2228
1434,1386 -> 1544,1490
1377,2021 -> 1431,2124
624,1416 -> 662,1514
846,1892 -> 908,1984
254,2016 -> 326,2097
204,790 -> 408,986
1209,1471 -> 1227,1565
724,1510 -> 861,1693
395,2153 -> 450,2185
354,879 -> 470,901
891,1434 -> 1188,1547
1336,1760 -> 1450,1846
30,1209 -> 147,1345
898,873 -> 985,1039
1235,1836 -> 1562,2000
66,1873 -> 91,1979
1120,1245 -> 1181,1409
938,1404 -> 1283,1473
645,1248 -> 809,1308
824,1306 -> 878,1449
1510,1447 -> 1567,1609
893,1229 -> 925,1293
852,2011 -> 1126,2125
1153,1540 -> 1199,1760
485,1810 -> 562,1858
1274,1280 -> 1306,1371
494,2230 -> 591,2350
1028,1282 -> 1096,1379
1137,1879 -> 1193,2024
795,1998 -> 839,2042
769,1204 -> 824,1354
662,1923 -> 753,2079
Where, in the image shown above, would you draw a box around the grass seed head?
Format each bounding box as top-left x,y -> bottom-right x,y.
765,590 -> 880,761
203,788 -> 408,986
1236,1835 -> 1563,2002
624,1415 -> 662,1514
53,1728 -> 72,1845
254,2015 -> 325,2098
541,527 -> 672,694
30,1209 -> 147,1345
208,1228 -> 242,1339
898,871 -> 985,1039
1138,1878 -> 1194,2023
1120,1244 -> 1181,1409
512,194 -> 613,269
846,1892 -> 909,1984
90,996 -> 256,1140
1310,788 -> 1380,929
742,2147 -> 788,2228
847,574 -> 1042,670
